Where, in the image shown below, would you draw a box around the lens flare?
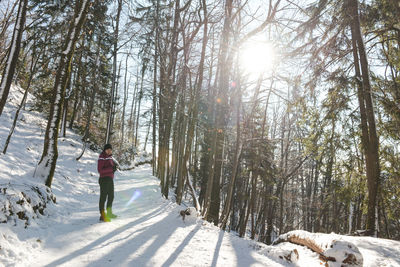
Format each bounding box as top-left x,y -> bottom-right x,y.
240,41 -> 275,75
125,190 -> 142,207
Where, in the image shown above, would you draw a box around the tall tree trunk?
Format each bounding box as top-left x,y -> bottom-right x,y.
2,22 -> 54,154
135,67 -> 144,147
203,0 -> 233,226
349,0 -> 381,236
152,0 -> 160,176
121,54 -> 129,150
35,0 -> 91,187
144,116 -> 151,152
220,87 -> 242,229
69,42 -> 84,129
60,75 -> 72,137
0,0 -> 28,116
176,0 -> 208,208
2,40 -> 40,154
159,0 -> 182,198
106,0 -> 122,144
0,1 -> 19,67
131,73 -> 139,147
76,36 -> 101,161
112,60 -> 122,143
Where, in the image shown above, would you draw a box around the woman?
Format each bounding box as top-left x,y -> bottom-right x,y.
97,143 -> 118,222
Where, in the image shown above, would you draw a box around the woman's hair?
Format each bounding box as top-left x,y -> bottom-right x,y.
103,144 -> 112,151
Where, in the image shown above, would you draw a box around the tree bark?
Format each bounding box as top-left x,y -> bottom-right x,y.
152,0 -> 160,176
2,42 -> 39,154
220,87 -> 242,229
121,54 -> 129,150
349,0 -> 381,236
105,0 -> 122,144
69,42 -> 84,129
76,36 -> 101,161
0,0 -> 28,116
203,0 -> 233,226
36,0 -> 91,187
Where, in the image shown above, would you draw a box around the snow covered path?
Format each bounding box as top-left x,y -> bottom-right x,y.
25,166 -> 284,267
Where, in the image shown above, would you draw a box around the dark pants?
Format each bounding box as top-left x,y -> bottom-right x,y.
99,176 -> 114,212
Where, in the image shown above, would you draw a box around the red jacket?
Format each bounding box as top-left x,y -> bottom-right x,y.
97,151 -> 115,179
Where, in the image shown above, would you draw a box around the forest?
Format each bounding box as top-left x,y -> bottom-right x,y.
0,0 -> 399,246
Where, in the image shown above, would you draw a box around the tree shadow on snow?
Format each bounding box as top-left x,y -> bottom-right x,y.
160,224 -> 202,267
84,205 -> 184,267
43,202 -> 168,267
210,229 -> 225,267
36,178 -> 159,250
228,233 -> 283,266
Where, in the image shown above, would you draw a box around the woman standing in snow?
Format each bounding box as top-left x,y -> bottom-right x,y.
97,144 -> 118,222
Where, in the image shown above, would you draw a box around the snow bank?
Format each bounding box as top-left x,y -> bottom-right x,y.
0,85 -> 57,228
0,182 -> 56,226
120,150 -> 153,171
340,235 -> 400,267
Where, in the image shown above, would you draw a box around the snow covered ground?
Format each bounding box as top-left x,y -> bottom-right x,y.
1,85 -> 400,267
10,166 -> 293,267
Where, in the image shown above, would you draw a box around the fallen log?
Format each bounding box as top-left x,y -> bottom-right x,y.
272,230 -> 363,266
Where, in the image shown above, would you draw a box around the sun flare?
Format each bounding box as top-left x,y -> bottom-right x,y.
240,41 -> 275,75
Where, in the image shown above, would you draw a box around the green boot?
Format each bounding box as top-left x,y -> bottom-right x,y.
107,207 -> 117,219
100,210 -> 110,222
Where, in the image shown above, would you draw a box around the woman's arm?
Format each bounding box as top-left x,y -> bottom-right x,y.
98,157 -> 105,173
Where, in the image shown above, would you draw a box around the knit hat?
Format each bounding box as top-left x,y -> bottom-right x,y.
103,144 -> 112,151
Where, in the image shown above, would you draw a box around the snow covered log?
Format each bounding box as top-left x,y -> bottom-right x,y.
273,230 -> 363,266
250,242 -> 301,264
